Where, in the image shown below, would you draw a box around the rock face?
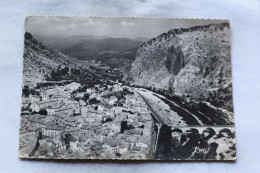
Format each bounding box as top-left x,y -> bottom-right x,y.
130,23 -> 233,111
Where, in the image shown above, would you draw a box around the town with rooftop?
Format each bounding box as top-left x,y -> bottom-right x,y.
20,69 -> 154,159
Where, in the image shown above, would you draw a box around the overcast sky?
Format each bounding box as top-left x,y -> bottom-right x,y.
25,16 -> 228,39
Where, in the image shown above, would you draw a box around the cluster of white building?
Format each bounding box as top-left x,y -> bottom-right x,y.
25,84 -> 82,117
20,79 -> 155,159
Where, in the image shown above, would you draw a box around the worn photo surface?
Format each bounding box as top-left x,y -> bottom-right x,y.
19,17 -> 236,160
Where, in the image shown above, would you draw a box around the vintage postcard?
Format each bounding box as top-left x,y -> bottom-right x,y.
19,16 -> 236,160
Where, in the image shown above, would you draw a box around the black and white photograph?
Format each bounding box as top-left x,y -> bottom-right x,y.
19,16 -> 236,160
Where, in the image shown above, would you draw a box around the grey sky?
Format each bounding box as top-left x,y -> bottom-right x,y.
25,16 -> 228,39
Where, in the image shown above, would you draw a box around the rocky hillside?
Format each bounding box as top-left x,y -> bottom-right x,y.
22,32 -> 89,87
130,23 -> 233,111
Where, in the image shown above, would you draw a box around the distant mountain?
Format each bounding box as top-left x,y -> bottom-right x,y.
33,34 -> 145,71
132,37 -> 151,42
130,23 -> 233,111
61,37 -> 144,60
34,34 -> 148,53
34,34 -> 110,49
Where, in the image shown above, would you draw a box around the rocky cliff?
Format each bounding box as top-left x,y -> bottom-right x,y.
130,23 -> 233,111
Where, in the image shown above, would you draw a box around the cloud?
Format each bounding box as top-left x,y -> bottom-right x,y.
121,21 -> 134,27
25,16 -> 227,39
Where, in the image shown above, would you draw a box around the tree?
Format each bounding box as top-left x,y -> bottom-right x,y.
83,93 -> 90,101
22,86 -> 30,97
39,109 -> 47,115
25,32 -> 33,40
61,67 -> 69,75
30,89 -> 40,96
89,98 -> 100,105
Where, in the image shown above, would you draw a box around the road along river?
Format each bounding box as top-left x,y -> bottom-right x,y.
135,88 -> 203,126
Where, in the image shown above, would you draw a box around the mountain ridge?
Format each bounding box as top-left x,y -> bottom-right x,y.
130,22 -> 233,111
22,32 -> 90,87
